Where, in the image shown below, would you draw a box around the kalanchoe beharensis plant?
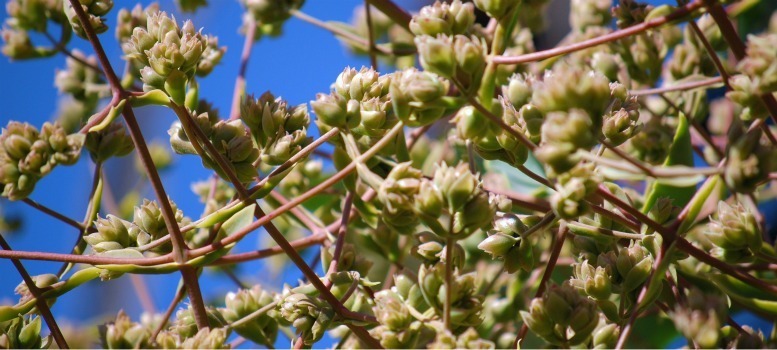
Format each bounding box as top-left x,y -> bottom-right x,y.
6,0 -> 777,349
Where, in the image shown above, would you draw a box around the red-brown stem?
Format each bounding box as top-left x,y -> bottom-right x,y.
150,285 -> 186,342
364,0 -> 379,70
324,192 -> 355,287
492,0 -> 704,65
467,96 -> 537,151
615,244 -> 668,349
599,138 -> 656,177
484,186 -> 551,212
366,0 -> 411,32
229,18 -> 256,120
514,222 -> 569,347
631,76 -> 723,96
0,235 -> 68,348
21,199 -> 84,231
66,0 -> 209,330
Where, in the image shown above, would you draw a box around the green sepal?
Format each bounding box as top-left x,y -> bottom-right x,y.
641,113 -> 695,213
88,99 -> 126,133
130,89 -> 171,107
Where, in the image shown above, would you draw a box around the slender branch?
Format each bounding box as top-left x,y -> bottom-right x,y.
150,285 -> 186,342
21,199 -> 83,231
631,76 -> 724,96
492,0 -> 704,65
229,18 -> 257,120
324,192 -> 355,286
364,0 -> 379,70
42,30 -> 101,73
366,0 -> 411,32
514,222 -> 569,347
0,235 -> 68,348
598,138 -> 656,177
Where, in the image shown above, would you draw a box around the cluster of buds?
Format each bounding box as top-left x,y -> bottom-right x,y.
570,260 -> 612,300
312,67 -> 395,134
169,109 -> 260,183
603,82 -> 641,146
1,0 -> 65,59
54,49 -> 107,105
668,288 -> 728,349
550,164 -> 601,219
240,91 -> 311,166
535,109 -> 597,174
727,75 -> 768,122
627,117 -> 673,164
455,100 -> 530,168
85,198 -> 189,256
478,213 -> 539,273
377,162 -> 422,233
220,285 -> 279,346
320,241 -> 373,277
532,66 -> 612,127
0,316 -> 44,349
122,11 -> 222,104
409,0 -> 475,37
0,121 -> 84,200
738,33 -> 777,94
612,0 -> 651,28
414,34 -> 487,92
597,241 -> 653,294
473,0 -> 519,20
64,0 -> 114,38
85,121 -> 134,162
418,263 -> 482,328
414,163 -> 496,239
429,327 -> 495,349
390,68 -> 451,127
239,0 -> 304,40
278,292 -> 334,346
570,0 -> 612,31
115,3 -> 159,43
724,129 -> 775,193
706,201 -> 762,263
370,290 -> 432,348
102,311 -> 151,349
14,274 -> 58,306
520,283 -> 599,346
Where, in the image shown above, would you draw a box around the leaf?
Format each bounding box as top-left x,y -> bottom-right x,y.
712,274 -> 777,317
641,113 -> 695,213
484,154 -> 548,196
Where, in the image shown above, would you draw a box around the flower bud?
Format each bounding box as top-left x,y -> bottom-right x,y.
311,92 -> 348,128
627,118 -> 673,164
409,0 -> 475,36
453,35 -> 486,75
86,214 -> 135,252
221,285 -> 278,346
520,283 -> 598,346
724,129 -> 775,193
474,0 -> 518,20
532,66 -> 611,127
279,293 -> 334,345
614,243 -> 653,293
503,73 -> 538,108
180,327 -> 229,349
571,0 -> 613,31
373,290 -> 413,330
738,33 -> 777,93
571,260 -> 612,300
415,35 -> 455,78
66,0 -> 113,38
726,75 -> 768,121
0,316 -> 43,349
669,288 -> 728,349
86,121 -> 134,162
389,68 -> 449,127
1,28 -> 39,60
707,201 -> 762,263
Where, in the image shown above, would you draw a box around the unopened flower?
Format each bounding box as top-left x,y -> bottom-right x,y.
521,283 -> 599,346
390,68 -> 450,127
65,0 -> 113,38
85,121 -> 134,162
221,285 -> 279,346
279,293 -> 334,346
706,201 -> 762,263
724,129 -> 775,193
410,0 -> 475,36
102,311 -> 151,349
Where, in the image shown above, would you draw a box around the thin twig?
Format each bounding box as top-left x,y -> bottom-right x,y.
229,17 -> 256,120
364,0 -> 379,70
631,76 -> 724,96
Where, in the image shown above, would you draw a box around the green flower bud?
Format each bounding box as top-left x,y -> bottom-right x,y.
221,285 -> 278,346
14,273 -> 58,305
414,180 -> 444,219
65,0 -> 114,38
571,260 -> 612,300
410,0 -> 475,36
1,28 -> 38,60
241,0 -> 304,26
614,243 -> 653,293
707,201 -> 762,263
5,0 -> 50,32
433,162 -> 476,212
85,214 -> 135,252
85,121 -> 134,162
503,73 -> 539,108
473,0 -> 518,20
520,283 -> 598,346
55,49 -> 106,102
279,293 -> 334,346
593,322 -> 619,349
115,3 -> 159,43
535,110 -> 596,173
532,66 -> 611,127
389,68 -> 449,127
724,129 -> 775,193
172,305 -> 227,339
133,198 -> 189,253
102,310 -> 151,349
373,290 -> 413,330
311,92 -> 349,128
180,327 -> 229,349
627,118 -> 673,164
453,35 -> 486,75
0,316 -> 43,349
478,232 -> 518,258
415,35 -> 456,78
726,75 -> 768,121
571,0 -> 613,31
418,264 -> 482,328
668,288 -> 728,349
738,33 -> 777,93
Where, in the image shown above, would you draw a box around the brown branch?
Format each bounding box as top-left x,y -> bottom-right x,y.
364,0 -> 379,70
366,0 -> 411,32
631,76 -> 724,96
0,235 -> 68,348
514,222 -> 569,347
229,18 -> 256,120
492,0 -> 704,65
324,192 -> 355,286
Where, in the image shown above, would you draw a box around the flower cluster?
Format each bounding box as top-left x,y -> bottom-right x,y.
240,91 -> 311,166
0,121 -> 84,200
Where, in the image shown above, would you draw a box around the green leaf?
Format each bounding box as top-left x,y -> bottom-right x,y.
641,113 -> 695,213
